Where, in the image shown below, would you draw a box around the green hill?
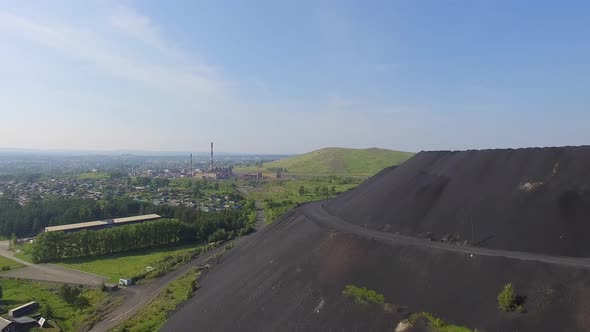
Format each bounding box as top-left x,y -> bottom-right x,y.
235,147 -> 415,177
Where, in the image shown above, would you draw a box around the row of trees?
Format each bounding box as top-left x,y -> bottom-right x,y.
30,219 -> 191,262
298,185 -> 337,196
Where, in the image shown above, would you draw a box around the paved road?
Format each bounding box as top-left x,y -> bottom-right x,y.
0,241 -> 107,285
300,201 -> 590,270
89,201 -> 267,332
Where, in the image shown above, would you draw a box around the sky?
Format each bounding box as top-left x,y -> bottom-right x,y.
1,0 -> 589,154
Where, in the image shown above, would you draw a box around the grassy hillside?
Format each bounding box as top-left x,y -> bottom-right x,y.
235,147 -> 414,177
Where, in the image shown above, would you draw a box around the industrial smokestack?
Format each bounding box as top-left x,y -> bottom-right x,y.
210,142 -> 213,171
190,153 -> 193,177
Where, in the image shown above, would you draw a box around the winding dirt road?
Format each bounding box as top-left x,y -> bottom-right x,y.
88,242 -> 233,332
89,201 -> 267,332
301,201 -> 590,270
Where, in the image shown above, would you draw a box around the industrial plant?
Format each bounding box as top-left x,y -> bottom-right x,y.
191,142 -> 234,180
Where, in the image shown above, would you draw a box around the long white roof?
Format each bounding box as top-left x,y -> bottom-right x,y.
44,214 -> 161,232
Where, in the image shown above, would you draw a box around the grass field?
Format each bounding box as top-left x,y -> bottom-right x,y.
112,268 -> 201,332
14,251 -> 33,264
0,279 -> 109,332
78,172 -> 111,180
234,147 -> 414,177
56,243 -> 205,283
244,179 -> 360,203
238,177 -> 362,223
0,255 -> 24,270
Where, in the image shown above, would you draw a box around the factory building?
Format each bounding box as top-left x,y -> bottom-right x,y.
43,214 -> 162,233
196,142 -> 234,180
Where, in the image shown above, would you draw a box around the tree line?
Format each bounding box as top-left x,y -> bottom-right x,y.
30,219 -> 190,262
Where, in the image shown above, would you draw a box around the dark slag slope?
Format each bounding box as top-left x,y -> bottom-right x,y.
163,209 -> 590,332
327,146 -> 590,257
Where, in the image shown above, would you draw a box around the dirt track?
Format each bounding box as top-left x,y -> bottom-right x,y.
0,241 -> 107,286
0,264 -> 108,286
89,200 -> 267,332
303,202 -> 590,270
88,241 -> 234,332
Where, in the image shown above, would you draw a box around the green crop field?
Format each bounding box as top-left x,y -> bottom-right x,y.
0,279 -> 109,332
56,243 -> 205,283
234,147 -> 414,177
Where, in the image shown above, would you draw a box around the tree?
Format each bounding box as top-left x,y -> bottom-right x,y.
330,186 -> 337,195
498,283 -> 517,312
320,186 -> 329,196
0,285 -> 3,299
314,186 -> 320,196
41,304 -> 53,318
298,186 -> 305,196
59,284 -> 82,304
74,296 -> 90,312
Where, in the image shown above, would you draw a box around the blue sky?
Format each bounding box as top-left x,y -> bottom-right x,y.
1,1 -> 589,154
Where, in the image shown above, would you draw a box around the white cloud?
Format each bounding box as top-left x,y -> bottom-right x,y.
0,10 -> 226,100
108,6 -> 169,53
328,95 -> 355,110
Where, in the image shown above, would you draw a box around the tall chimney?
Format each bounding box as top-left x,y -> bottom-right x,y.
190,153 -> 193,177
210,142 -> 214,171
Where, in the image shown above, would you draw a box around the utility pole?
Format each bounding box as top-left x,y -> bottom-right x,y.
190,153 -> 193,178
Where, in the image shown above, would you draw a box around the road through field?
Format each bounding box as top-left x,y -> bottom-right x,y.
88,242 -> 234,332
0,241 -> 31,266
0,241 -> 108,285
89,201 -> 267,332
300,201 -> 590,270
